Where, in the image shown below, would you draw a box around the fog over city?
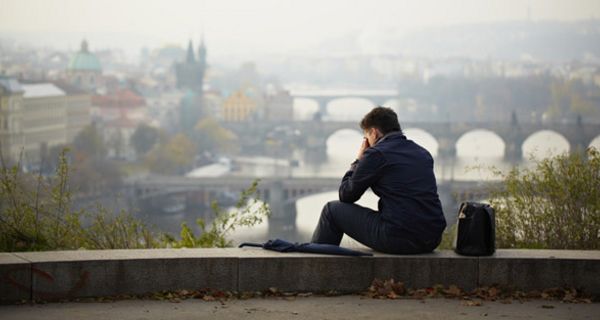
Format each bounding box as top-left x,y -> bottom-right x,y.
2,0 -> 600,58
1,0 -> 600,246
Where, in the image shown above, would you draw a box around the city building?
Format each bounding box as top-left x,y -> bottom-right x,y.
203,89 -> 224,121
53,81 -> 92,142
66,40 -> 103,92
0,76 -> 24,162
1,76 -> 92,166
91,88 -> 147,160
221,89 -> 258,122
264,88 -> 294,122
145,90 -> 184,130
20,83 -> 68,165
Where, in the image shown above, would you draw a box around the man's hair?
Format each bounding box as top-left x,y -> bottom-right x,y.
360,106 -> 402,135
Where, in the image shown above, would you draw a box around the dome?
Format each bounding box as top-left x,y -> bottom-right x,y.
67,40 -> 102,72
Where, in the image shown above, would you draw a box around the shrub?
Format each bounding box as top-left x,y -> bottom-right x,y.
1,148 -> 83,251
0,148 -> 269,252
162,179 -> 270,248
488,148 -> 600,249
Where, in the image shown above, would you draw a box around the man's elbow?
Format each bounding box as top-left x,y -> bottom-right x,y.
338,190 -> 359,203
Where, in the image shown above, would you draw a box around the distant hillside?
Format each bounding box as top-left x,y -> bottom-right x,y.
318,20 -> 600,62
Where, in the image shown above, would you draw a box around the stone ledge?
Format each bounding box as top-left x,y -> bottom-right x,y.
1,249 -> 598,303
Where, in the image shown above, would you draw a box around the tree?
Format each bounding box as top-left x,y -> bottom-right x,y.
70,125 -> 122,195
130,124 -> 160,157
193,117 -> 239,155
69,156 -> 123,194
145,133 -> 197,175
72,124 -> 106,159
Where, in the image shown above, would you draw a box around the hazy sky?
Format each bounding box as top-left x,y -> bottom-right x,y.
1,0 -> 600,57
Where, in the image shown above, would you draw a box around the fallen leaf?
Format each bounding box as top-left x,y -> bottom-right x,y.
488,287 -> 498,298
461,300 -> 482,307
444,285 -> 462,297
387,291 -> 399,299
297,292 -> 313,298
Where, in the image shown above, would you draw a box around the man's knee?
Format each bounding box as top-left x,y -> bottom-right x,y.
322,200 -> 345,217
322,200 -> 370,222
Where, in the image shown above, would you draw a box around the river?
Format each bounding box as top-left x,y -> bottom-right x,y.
223,98 -> 600,247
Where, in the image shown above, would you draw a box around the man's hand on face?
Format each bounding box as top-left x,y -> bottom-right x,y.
357,137 -> 370,160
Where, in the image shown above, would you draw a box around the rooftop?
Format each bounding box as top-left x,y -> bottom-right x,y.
0,76 -> 24,94
21,83 -> 65,98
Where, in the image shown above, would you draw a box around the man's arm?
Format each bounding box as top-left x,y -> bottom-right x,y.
339,148 -> 386,203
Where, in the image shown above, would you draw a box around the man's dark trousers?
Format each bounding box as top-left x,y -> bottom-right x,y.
311,200 -> 440,254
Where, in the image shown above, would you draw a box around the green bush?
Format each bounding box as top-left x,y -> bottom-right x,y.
488,148 -> 600,249
162,179 -> 270,248
0,149 -> 269,252
1,148 -> 80,251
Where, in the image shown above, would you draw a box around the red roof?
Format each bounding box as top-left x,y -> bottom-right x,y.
92,89 -> 146,108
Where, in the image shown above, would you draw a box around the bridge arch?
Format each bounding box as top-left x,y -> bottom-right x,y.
292,97 -> 320,121
326,128 -> 363,162
522,130 -> 570,160
589,135 -> 600,150
294,190 -> 379,236
455,129 -> 506,158
403,128 -> 439,157
326,97 -> 376,121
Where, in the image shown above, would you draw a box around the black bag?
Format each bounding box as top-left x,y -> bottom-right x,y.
454,202 -> 495,256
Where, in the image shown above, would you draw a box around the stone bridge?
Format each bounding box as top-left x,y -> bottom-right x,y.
226,116 -> 600,163
130,175 -> 496,226
290,89 -> 398,118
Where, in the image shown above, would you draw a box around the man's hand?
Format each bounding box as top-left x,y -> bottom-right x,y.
357,138 -> 370,160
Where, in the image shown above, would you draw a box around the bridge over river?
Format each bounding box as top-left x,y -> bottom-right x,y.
129,174 -> 499,227
225,117 -> 600,163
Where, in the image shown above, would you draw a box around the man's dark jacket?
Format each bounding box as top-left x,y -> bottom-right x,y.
339,131 -> 446,244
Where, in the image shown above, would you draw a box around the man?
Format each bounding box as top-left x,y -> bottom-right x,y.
311,106 -> 446,254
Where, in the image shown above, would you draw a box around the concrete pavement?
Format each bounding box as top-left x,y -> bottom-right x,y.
1,295 -> 598,320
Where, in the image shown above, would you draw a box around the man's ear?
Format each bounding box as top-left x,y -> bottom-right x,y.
375,128 -> 383,139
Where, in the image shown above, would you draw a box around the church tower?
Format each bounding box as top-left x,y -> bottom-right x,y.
175,39 -> 206,93
176,37 -> 208,133
198,36 -> 207,75
186,40 -> 196,63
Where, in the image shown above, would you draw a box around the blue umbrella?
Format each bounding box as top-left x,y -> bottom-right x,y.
239,239 -> 373,256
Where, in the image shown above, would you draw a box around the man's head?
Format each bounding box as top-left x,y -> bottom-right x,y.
360,106 -> 402,146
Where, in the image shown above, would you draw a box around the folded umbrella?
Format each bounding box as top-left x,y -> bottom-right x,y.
239,238 -> 373,256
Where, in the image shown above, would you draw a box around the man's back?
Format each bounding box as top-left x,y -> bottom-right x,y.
370,132 -> 447,243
